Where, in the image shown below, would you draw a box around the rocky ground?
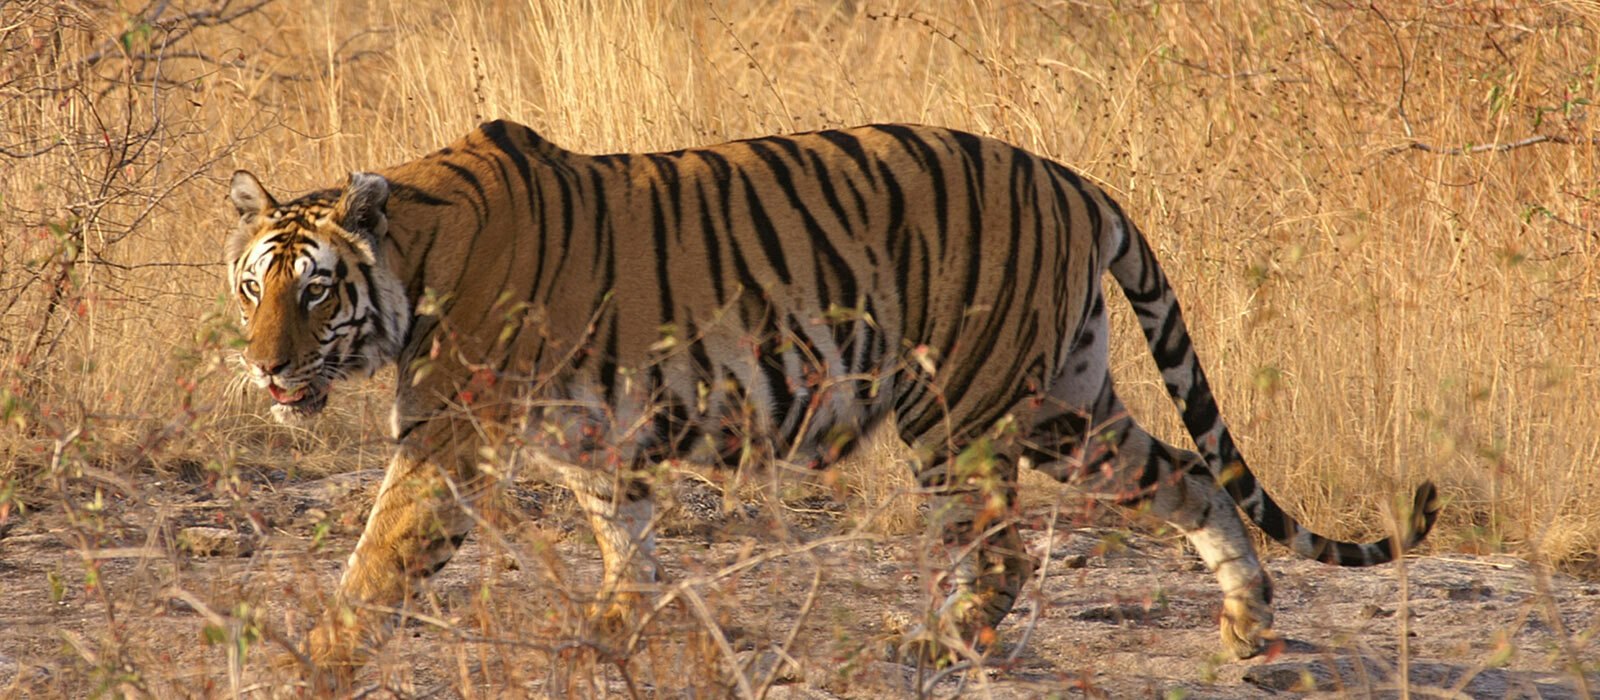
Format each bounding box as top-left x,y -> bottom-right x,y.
0,467 -> 1595,698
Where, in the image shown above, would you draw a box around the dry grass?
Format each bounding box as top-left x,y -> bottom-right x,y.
2,0 -> 1599,694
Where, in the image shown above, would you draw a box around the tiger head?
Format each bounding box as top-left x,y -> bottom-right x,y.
225,170 -> 411,422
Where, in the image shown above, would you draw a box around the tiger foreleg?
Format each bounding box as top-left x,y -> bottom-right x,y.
563,467 -> 659,645
304,448 -> 480,687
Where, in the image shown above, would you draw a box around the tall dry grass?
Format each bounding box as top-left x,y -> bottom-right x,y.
6,0 -> 1596,564
3,2 -> 1600,684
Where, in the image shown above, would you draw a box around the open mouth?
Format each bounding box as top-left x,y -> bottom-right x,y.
267,384 -> 306,404
266,382 -> 328,415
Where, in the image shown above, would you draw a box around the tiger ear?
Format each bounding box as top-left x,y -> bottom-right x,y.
335,172 -> 390,242
227,170 -> 275,262
229,170 -> 276,222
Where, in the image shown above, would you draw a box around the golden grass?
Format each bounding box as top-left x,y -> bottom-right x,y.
4,0 -> 1598,573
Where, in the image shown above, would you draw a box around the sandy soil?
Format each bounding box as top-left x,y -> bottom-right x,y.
0,468 -> 1595,698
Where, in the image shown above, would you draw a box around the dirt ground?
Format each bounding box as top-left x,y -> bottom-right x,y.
0,467 -> 1595,699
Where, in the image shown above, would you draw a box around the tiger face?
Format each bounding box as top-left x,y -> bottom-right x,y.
225,170 -> 410,422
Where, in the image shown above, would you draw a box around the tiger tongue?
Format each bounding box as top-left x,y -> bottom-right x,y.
268,384 -> 307,404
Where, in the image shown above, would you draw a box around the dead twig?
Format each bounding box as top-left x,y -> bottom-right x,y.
752,565 -> 821,698
1384,134 -> 1600,157
683,585 -> 756,700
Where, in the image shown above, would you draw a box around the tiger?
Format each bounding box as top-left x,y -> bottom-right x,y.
224,119 -> 1440,685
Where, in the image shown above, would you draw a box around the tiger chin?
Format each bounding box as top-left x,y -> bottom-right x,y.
224,119 -> 1439,688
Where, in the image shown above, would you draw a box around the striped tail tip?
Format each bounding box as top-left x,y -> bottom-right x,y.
1402,480 -> 1442,549
1291,480 -> 1441,567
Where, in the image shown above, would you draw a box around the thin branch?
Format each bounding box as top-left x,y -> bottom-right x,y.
752,565 -> 821,698
1385,133 -> 1600,157
68,0 -> 278,72
682,586 -> 756,700
1370,3 -> 1416,138
1161,56 -> 1280,81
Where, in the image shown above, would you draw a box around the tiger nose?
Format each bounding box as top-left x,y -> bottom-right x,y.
253,359 -> 289,376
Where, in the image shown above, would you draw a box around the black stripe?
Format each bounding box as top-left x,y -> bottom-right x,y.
817,130 -> 876,187
439,161 -> 488,225
684,318 -> 715,385
649,183 -> 676,324
757,312 -> 794,435
693,180 -> 728,305
723,235 -> 764,328
1051,161 -> 1103,239
587,168 -> 610,275
692,150 -> 738,313
777,314 -> 823,449
941,252 -> 1021,436
852,301 -> 879,405
737,169 -> 793,285
875,125 -> 949,256
465,148 -> 522,309
555,167 -> 576,257
844,177 -> 870,226
1148,309 -> 1189,366
913,222 -> 934,353
767,136 -> 806,163
745,141 -> 859,316
1181,384 -> 1221,438
356,262 -> 385,342
806,149 -> 856,234
598,312 -> 620,404
950,130 -> 986,184
648,154 -> 684,240
388,183 -> 452,207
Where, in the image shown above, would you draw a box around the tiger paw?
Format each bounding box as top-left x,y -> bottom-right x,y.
584,593 -> 647,652
886,633 -> 965,669
267,646 -> 304,677
881,615 -> 990,669
263,644 -> 354,696
300,615 -> 363,693
1219,594 -> 1274,659
728,648 -> 803,687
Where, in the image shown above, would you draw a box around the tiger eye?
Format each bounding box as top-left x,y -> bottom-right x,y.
241,279 -> 260,298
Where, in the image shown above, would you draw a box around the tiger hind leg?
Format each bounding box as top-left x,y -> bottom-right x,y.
1026,370 -> 1274,659
1137,453 -> 1275,659
898,445 -> 1037,665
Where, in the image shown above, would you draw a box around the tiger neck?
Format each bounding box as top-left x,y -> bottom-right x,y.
373,206 -> 443,371
373,173 -> 600,401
